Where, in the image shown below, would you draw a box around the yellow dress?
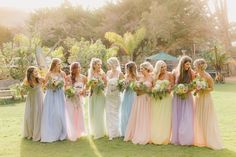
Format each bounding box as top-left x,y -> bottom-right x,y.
150,93 -> 172,144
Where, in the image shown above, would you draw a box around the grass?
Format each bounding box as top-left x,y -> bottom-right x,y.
0,83 -> 236,157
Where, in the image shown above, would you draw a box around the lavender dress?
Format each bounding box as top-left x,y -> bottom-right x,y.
171,72 -> 194,145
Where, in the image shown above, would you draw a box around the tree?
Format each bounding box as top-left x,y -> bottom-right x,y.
141,0 -> 213,56
202,45 -> 229,74
105,27 -> 146,61
0,34 -> 40,80
68,38 -> 118,74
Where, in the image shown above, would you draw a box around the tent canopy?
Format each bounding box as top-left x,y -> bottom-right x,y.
146,51 -> 177,61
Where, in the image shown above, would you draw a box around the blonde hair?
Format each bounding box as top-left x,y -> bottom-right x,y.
49,58 -> 61,72
88,58 -> 103,79
140,61 -> 153,73
154,60 -> 166,79
107,57 -> 121,72
193,58 -> 207,71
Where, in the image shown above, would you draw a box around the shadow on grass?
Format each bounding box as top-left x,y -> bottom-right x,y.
20,137 -> 236,157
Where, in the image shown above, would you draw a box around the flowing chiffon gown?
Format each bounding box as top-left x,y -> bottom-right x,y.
88,76 -> 106,139
41,75 -> 67,142
124,81 -> 152,145
150,83 -> 172,144
65,81 -> 85,141
120,85 -> 136,137
194,84 -> 223,149
23,84 -> 43,141
171,73 -> 194,145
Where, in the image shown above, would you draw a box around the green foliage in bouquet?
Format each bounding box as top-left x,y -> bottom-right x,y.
173,83 -> 190,100
46,78 -> 64,92
87,78 -> 105,95
65,86 -> 76,99
151,80 -> 170,100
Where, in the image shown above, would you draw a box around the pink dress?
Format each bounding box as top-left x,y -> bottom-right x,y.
124,81 -> 152,144
65,81 -> 86,141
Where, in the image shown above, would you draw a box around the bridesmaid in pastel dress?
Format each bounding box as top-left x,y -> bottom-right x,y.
150,60 -> 174,144
120,61 -> 137,137
23,66 -> 44,141
41,58 -> 67,142
106,57 -> 124,140
65,62 -> 87,141
171,56 -> 195,145
124,62 -> 153,145
193,59 -> 223,150
88,58 -> 107,139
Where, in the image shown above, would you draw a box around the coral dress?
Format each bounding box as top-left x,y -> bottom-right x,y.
124,81 -> 152,144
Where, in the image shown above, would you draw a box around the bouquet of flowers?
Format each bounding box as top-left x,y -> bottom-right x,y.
87,78 -> 105,94
191,76 -> 208,96
173,83 -> 189,99
130,81 -> 148,95
65,86 -> 76,99
151,80 -> 170,100
117,79 -> 129,92
46,78 -> 64,92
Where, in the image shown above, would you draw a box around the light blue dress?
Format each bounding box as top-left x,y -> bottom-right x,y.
120,86 -> 136,136
41,75 -> 67,142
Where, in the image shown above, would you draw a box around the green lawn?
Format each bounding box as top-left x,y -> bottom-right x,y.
0,83 -> 236,157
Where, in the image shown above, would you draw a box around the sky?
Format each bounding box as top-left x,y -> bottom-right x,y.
0,0 -> 235,22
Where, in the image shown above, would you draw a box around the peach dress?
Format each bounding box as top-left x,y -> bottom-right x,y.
124,81 -> 152,144
194,77 -> 223,150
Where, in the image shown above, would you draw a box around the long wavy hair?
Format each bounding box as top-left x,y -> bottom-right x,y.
70,62 -> 80,85
107,57 -> 121,72
193,58 -> 207,71
140,61 -> 153,73
176,56 -> 193,83
26,66 -> 39,88
49,58 -> 61,72
88,58 -> 104,79
125,61 -> 137,79
153,60 -> 166,80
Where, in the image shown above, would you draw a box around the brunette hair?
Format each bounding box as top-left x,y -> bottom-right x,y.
26,66 -> 39,87
176,56 -> 193,84
70,62 -> 80,84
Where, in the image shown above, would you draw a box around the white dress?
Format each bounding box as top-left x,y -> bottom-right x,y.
105,77 -> 121,139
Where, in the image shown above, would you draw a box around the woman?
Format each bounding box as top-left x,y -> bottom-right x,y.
171,56 -> 195,145
120,61 -> 137,137
23,66 -> 43,141
124,62 -> 153,144
65,62 -> 87,141
88,58 -> 107,139
41,58 -> 67,142
106,57 -> 123,140
151,60 -> 174,144
193,59 -> 223,150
